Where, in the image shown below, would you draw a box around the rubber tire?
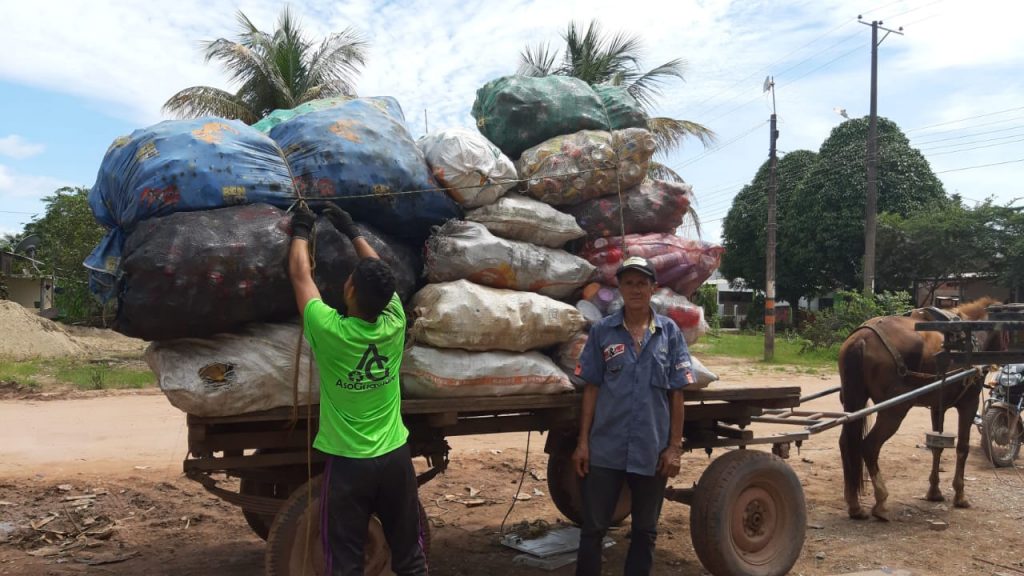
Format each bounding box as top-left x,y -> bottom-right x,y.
240,477 -> 293,541
265,476 -> 431,576
690,450 -> 806,576
546,447 -> 631,526
981,406 -> 1022,467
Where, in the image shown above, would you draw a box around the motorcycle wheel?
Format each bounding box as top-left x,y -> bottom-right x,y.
981,405 -> 1022,467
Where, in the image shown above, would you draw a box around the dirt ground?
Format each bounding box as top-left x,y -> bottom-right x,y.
1,356 -> 1023,576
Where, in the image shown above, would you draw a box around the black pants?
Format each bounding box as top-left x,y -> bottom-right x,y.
320,443 -> 427,576
576,465 -> 668,576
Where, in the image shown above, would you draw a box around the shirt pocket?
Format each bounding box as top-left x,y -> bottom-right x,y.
649,346 -> 672,390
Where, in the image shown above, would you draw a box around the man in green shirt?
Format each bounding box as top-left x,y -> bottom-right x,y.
289,203 -> 427,576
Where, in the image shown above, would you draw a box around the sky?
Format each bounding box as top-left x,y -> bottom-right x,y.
1,0 -> 1022,246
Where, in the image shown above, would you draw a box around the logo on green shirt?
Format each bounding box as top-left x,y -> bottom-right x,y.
339,344 -> 391,390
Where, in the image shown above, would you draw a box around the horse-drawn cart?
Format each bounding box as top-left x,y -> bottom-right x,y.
181,306 -> 1024,576
183,385 -> 808,576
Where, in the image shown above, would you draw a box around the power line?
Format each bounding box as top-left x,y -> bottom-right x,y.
913,123 -> 1024,145
934,157 -> 1024,174
906,106 -> 1024,133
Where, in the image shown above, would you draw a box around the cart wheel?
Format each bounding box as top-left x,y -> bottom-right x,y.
240,477 -> 291,541
981,406 -> 1022,467
546,445 -> 631,526
265,476 -> 430,575
690,450 -> 805,576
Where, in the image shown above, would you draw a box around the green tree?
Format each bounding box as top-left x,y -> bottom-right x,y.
720,150 -> 818,307
24,187 -> 109,322
783,117 -> 946,297
876,198 -> 997,305
518,20 -> 715,181
163,7 -> 367,123
0,232 -> 24,252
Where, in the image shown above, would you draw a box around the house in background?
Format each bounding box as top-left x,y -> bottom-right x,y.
1,250 -> 55,313
912,273 -> 1009,307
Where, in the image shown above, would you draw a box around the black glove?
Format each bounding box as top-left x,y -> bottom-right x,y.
323,202 -> 362,240
290,205 -> 316,240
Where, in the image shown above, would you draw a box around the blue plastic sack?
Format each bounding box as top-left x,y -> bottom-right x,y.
85,118 -> 296,299
268,97 -> 461,242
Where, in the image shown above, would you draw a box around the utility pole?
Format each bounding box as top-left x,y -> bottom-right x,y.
859,17 -> 903,296
764,76 -> 779,362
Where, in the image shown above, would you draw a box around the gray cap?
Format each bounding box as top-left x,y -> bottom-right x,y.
616,256 -> 656,282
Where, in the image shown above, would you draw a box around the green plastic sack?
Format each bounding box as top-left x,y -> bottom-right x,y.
593,85 -> 648,131
472,76 -> 646,160
251,96 -> 355,133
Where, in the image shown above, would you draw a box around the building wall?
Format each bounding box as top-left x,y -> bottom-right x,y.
6,277 -> 41,308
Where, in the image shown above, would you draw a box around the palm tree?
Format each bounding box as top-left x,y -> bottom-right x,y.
163,7 -> 367,124
519,20 -> 715,182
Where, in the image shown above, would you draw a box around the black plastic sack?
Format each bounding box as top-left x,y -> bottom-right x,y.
312,220 -> 422,312
116,204 -> 294,340
117,204 -> 422,340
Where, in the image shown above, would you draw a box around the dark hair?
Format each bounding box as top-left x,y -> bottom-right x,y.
351,259 -> 395,319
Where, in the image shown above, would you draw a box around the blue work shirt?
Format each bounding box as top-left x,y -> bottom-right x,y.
576,308 -> 693,476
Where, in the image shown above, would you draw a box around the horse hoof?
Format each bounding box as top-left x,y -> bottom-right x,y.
871,506 -> 891,522
925,490 -> 945,502
954,498 -> 971,509
848,508 -> 870,520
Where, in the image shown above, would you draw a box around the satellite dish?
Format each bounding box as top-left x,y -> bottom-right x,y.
762,76 -> 774,93
14,234 -> 40,257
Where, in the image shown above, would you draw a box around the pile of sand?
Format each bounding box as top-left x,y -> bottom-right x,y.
0,301 -> 83,360
0,301 -> 147,361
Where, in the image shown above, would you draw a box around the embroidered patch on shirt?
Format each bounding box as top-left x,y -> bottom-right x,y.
675,361 -> 691,370
603,344 -> 625,361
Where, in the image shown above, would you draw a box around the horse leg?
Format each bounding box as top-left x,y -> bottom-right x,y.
926,406 -> 946,502
953,389 -> 981,508
862,402 -> 913,522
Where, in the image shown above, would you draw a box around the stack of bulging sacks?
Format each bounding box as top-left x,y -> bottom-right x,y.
402,127 -> 589,398
88,98 -> 461,416
472,75 -> 723,389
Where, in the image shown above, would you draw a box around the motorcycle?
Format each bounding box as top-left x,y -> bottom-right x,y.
977,364 -> 1024,467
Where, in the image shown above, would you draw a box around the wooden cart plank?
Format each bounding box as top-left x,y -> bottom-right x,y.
186,386 -> 802,425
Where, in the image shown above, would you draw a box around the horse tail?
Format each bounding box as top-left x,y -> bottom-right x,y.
839,336 -> 868,503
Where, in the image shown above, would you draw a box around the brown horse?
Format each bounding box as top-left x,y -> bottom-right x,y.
838,298 -> 1000,520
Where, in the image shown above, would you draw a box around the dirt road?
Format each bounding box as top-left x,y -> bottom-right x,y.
2,362 -> 1023,576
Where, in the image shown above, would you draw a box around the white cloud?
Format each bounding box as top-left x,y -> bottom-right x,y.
0,0 -> 1020,243
0,165 -> 70,200
0,135 -> 45,159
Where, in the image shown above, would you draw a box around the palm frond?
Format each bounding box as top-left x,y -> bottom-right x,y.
203,38 -> 294,107
627,58 -> 687,108
517,42 -> 558,77
647,160 -> 685,182
647,116 -> 717,153
162,86 -> 258,123
305,27 -> 367,97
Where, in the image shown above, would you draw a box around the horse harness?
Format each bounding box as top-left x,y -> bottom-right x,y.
854,307 -> 980,406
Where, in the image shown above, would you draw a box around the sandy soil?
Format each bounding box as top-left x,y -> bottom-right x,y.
1,359 -> 1023,576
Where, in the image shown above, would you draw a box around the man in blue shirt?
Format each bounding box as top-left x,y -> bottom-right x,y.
573,256 -> 692,576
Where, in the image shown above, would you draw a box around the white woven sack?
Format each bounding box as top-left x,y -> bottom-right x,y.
417,127 -> 517,208
464,193 -> 584,248
401,345 -> 572,398
146,322 -> 318,417
410,279 -> 586,352
425,220 -> 594,299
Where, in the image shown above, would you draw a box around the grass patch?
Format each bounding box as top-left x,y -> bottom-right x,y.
0,359 -> 43,388
691,332 -> 838,370
0,358 -> 154,390
55,363 -> 154,390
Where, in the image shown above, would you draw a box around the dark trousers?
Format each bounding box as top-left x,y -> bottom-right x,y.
576,465 -> 668,576
320,443 -> 427,576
